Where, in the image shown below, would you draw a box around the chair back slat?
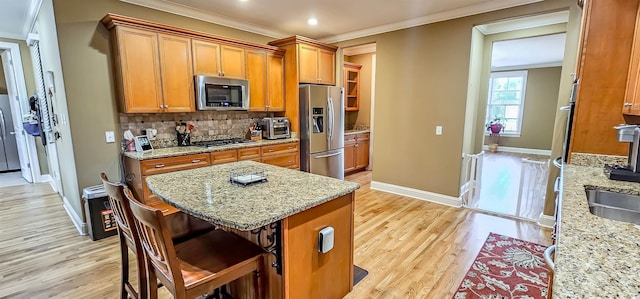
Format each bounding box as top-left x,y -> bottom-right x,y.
124,188 -> 185,289
100,173 -> 137,246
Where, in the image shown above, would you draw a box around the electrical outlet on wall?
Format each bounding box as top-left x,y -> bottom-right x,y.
436,126 -> 443,135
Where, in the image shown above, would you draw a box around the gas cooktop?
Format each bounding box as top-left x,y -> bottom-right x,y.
192,138 -> 256,148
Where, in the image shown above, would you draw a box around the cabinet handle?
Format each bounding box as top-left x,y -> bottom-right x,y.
160,105 -> 164,109
164,104 -> 169,109
155,164 -> 165,168
288,146 -> 293,149
288,160 -> 293,163
268,149 -> 274,152
192,159 -> 201,163
624,103 -> 633,107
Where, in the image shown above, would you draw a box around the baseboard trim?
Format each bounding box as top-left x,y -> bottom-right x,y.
537,213 -> 555,228
371,181 -> 462,207
63,196 -> 87,236
482,145 -> 551,156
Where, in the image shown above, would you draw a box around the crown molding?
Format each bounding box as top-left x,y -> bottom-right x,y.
25,0 -> 43,37
476,10 -> 569,35
343,43 -> 377,56
320,0 -> 544,43
120,0 -> 288,39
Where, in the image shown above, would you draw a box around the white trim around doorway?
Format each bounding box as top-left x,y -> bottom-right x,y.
482,145 -> 552,156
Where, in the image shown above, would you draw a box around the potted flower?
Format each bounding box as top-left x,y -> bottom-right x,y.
486,116 -> 504,134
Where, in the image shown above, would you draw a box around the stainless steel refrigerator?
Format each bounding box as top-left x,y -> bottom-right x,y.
299,85 -> 345,180
0,95 -> 20,171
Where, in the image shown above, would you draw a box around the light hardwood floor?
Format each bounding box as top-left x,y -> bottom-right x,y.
0,173 -> 550,298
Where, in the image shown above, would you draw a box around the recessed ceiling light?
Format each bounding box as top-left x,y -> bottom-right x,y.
308,18 -> 318,26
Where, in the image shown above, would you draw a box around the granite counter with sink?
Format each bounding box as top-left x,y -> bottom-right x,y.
124,138 -> 299,160
554,153 -> 640,298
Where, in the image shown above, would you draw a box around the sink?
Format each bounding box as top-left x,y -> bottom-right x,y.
586,189 -> 640,225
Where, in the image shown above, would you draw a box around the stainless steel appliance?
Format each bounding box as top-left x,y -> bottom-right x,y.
299,85 -> 344,180
192,138 -> 256,148
562,79 -> 578,162
261,117 -> 291,140
605,124 -> 640,182
0,95 -> 20,171
195,75 -> 249,110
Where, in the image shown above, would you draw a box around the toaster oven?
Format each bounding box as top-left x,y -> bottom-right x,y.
261,117 -> 291,139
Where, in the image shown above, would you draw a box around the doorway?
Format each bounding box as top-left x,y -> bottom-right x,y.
342,43 -> 376,171
0,42 -> 43,186
461,12 -> 569,222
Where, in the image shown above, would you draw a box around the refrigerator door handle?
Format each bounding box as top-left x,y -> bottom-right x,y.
314,152 -> 342,159
327,97 -> 334,140
0,109 -> 6,140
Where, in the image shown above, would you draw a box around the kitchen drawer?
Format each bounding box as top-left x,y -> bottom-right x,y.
262,152 -> 299,169
211,149 -> 238,164
344,135 -> 356,145
141,153 -> 211,175
356,133 -> 369,141
262,142 -> 298,157
238,146 -> 261,160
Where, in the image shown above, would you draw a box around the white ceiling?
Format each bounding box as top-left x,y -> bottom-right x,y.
491,33 -> 567,70
0,0 -> 41,40
120,0 -> 544,43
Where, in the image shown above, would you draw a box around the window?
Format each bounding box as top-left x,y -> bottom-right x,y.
486,70 -> 527,135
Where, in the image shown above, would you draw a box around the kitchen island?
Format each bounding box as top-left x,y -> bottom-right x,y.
146,160 -> 360,299
554,154 -> 640,298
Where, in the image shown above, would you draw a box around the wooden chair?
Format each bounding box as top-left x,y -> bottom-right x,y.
100,173 -> 147,299
124,188 -> 267,299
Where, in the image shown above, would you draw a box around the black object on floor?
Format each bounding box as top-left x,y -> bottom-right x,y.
353,265 -> 369,286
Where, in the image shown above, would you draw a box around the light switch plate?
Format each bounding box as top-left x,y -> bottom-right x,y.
436,126 -> 443,135
105,131 -> 115,143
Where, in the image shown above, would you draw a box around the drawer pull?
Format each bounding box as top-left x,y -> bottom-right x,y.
268,149 -> 274,152
288,160 -> 293,163
288,146 -> 293,149
155,164 -> 165,168
161,209 -> 169,213
192,159 -> 201,163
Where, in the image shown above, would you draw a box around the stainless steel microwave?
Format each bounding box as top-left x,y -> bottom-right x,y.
195,75 -> 249,110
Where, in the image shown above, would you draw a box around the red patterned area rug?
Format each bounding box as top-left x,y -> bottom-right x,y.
452,233 -> 551,299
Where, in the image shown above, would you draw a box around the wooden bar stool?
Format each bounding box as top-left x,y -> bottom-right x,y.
124,188 -> 267,299
101,173 -> 148,299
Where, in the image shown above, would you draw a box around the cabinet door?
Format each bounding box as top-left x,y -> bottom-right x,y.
246,50 -> 268,111
318,48 -> 336,85
355,136 -> 369,169
298,44 -> 319,84
267,53 -> 285,111
158,33 -> 195,112
624,6 -> 640,115
344,141 -> 356,173
220,44 -> 246,79
192,39 -> 221,76
116,27 -> 163,113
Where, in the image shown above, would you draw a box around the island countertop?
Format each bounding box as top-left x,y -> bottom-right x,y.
124,138 -> 299,160
145,160 -> 360,230
554,159 -> 640,298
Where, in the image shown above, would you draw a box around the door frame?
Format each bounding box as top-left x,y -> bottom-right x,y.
0,41 -> 41,183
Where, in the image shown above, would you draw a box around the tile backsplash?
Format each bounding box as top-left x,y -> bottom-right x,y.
120,111 -> 269,148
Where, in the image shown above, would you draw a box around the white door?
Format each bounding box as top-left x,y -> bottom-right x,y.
1,51 -> 33,182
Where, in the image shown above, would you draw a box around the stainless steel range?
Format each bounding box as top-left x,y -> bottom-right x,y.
192,138 -> 256,148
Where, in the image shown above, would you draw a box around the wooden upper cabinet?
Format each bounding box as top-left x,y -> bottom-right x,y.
192,39 -> 221,76
267,53 -> 285,111
115,26 -> 163,113
247,50 -> 268,111
247,50 -> 285,111
158,33 -> 195,113
624,5 -> 640,116
344,62 -> 362,111
192,40 -> 245,79
298,43 -> 336,85
298,44 -> 319,84
220,45 -> 246,79
318,49 -> 336,85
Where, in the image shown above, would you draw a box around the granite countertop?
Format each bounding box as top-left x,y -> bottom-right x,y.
124,138 -> 299,160
145,160 -> 360,230
554,158 -> 640,297
344,129 -> 370,135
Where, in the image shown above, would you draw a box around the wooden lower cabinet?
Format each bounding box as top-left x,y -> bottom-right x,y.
211,149 -> 238,164
262,142 -> 300,169
344,133 -> 369,173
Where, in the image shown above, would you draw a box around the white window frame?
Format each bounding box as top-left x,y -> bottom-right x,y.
485,70 -> 528,137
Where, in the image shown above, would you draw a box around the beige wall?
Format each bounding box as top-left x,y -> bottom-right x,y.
482,67 -> 562,149
345,53 -> 373,129
51,0 -> 275,220
336,0 -> 575,198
